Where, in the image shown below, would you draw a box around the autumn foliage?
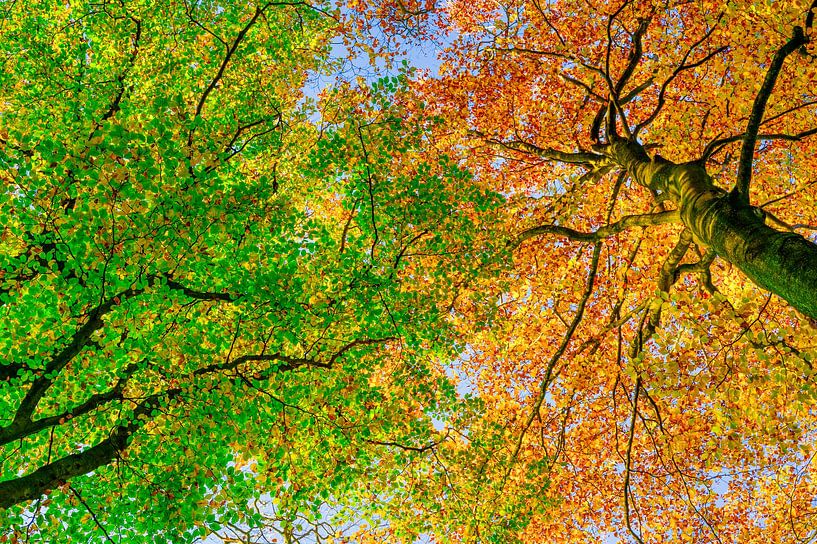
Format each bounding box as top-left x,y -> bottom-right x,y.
408,0 -> 817,541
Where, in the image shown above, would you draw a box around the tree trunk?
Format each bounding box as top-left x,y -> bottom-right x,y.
607,140 -> 817,319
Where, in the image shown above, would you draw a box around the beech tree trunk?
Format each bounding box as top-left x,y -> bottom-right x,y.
608,141 -> 817,319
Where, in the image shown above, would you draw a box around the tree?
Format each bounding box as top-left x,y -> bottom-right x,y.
392,0 -> 817,541
4,0 -> 817,543
0,0 -> 500,541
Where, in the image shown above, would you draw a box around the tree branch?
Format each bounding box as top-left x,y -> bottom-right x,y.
365,431 -> 448,453
0,333 -> 396,509
68,485 -> 116,544
473,131 -> 604,165
193,6 -> 264,120
503,243 -> 603,482
513,210 -> 680,247
9,288 -> 143,428
702,127 -> 817,162
635,16 -> 728,135
0,391 -> 166,509
0,376 -> 129,446
99,16 -> 142,123
163,277 -> 238,302
642,229 -> 692,340
732,25 -> 809,205
623,377 -> 645,544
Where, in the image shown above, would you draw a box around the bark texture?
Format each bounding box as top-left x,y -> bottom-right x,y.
608,141 -> 817,319
0,428 -> 129,509
0,390 -> 170,510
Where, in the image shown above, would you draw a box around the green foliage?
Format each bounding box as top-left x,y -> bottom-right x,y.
0,0 -> 503,541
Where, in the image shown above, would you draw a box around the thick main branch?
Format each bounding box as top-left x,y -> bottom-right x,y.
605,141 -> 817,318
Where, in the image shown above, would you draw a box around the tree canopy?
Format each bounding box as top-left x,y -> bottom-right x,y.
2,0 -> 817,542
